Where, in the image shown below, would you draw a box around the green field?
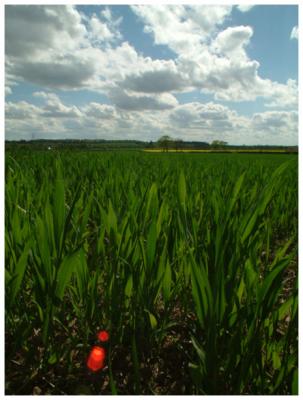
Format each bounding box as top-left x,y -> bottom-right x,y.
5,150 -> 298,395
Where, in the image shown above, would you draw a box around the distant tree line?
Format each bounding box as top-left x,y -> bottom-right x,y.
5,138 -> 298,153
155,135 -> 210,151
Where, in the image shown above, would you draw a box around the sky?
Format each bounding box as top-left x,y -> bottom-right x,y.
4,3 -> 299,145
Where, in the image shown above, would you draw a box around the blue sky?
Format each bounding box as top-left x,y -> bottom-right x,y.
5,4 -> 298,145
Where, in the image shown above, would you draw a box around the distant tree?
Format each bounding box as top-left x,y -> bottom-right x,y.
211,140 -> 228,148
174,138 -> 183,151
158,135 -> 173,152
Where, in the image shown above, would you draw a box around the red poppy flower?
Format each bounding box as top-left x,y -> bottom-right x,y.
97,330 -> 110,342
87,346 -> 106,372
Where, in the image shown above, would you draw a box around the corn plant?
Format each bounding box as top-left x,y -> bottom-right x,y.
5,149 -> 297,395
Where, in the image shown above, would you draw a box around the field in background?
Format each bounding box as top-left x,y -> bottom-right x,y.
144,149 -> 296,153
5,149 -> 298,394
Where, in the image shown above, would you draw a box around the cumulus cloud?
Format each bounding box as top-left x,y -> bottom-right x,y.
168,103 -> 297,144
131,5 -> 232,56
5,5 -> 123,91
108,87 -> 178,110
5,86 -> 12,96
89,15 -> 116,42
236,5 -> 255,13
290,26 -> 298,40
6,101 -> 43,120
5,93 -> 298,145
120,60 -> 187,93
178,53 -> 261,101
264,79 -> 298,109
5,94 -> 171,141
5,5 -> 88,59
211,26 -> 253,60
5,4 -> 298,111
131,6 -> 298,108
5,5 -> 96,90
13,58 -> 97,89
169,102 -> 240,132
251,110 -> 298,136
6,95 -> 111,140
87,7 -> 122,45
83,102 -> 117,119
4,5 -> 298,144
33,92 -> 82,118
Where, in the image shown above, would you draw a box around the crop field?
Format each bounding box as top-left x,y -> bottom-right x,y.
5,149 -> 298,395
144,149 -> 297,153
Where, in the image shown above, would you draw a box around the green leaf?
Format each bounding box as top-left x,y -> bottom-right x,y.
36,216 -> 52,285
291,369 -> 298,395
55,250 -> 81,300
241,209 -> 259,244
145,310 -> 158,329
257,259 -> 288,305
10,243 -> 30,305
162,260 -> 171,303
178,170 -> 186,211
144,183 -> 158,223
272,351 -> 281,370
53,160 -> 65,250
48,353 -> 58,365
124,274 -> 133,308
156,200 -> 167,237
32,299 -> 44,322
278,297 -> 295,321
74,249 -> 89,302
191,336 -> 206,366
146,220 -> 157,268
227,171 -> 245,218
190,252 -> 212,328
189,362 -> 204,392
108,199 -> 117,234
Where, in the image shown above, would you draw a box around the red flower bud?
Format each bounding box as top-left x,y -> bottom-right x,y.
87,346 -> 106,372
97,330 -> 110,342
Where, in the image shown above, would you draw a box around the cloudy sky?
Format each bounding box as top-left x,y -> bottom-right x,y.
5,4 -> 298,145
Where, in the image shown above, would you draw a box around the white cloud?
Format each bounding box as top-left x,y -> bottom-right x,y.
101,6 -> 123,27
251,110 -> 298,137
33,91 -> 82,118
108,87 -> 178,110
236,5 -> 255,13
5,94 -> 170,141
87,7 -> 122,45
131,6 -> 298,109
5,5 -> 124,91
120,60 -> 187,93
6,101 -> 43,120
264,79 -> 298,109
168,103 -> 297,144
5,5 -> 95,89
177,52 -> 261,101
83,102 -> 117,119
211,26 -> 253,60
89,15 -> 115,42
131,5 -> 232,56
5,94 -> 298,145
5,86 -> 12,96
95,42 -> 146,84
12,57 -> 97,89
4,5 -> 298,144
169,102 -> 242,132
5,5 -> 298,111
290,26 -> 298,40
5,5 -> 88,59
